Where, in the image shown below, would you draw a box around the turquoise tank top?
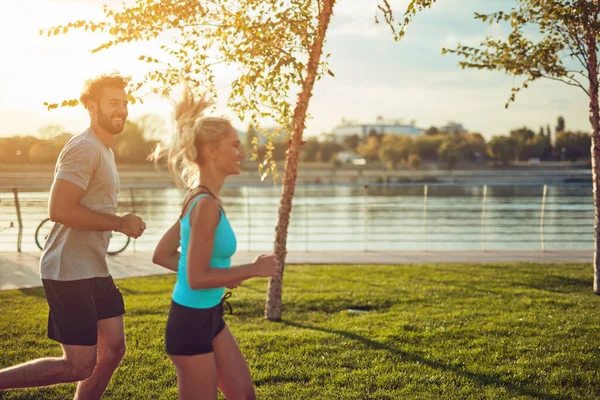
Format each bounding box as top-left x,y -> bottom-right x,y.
172,194 -> 237,309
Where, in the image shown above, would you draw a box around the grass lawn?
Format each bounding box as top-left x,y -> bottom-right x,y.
0,263 -> 599,399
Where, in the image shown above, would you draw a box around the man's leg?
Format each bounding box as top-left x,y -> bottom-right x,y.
0,344 -> 96,390
74,315 -> 126,400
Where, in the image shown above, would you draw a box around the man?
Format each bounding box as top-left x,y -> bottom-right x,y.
0,72 -> 146,399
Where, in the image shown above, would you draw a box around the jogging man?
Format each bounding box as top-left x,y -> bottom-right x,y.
0,72 -> 146,399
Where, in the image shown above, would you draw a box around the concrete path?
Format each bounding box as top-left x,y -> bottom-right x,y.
0,250 -> 591,291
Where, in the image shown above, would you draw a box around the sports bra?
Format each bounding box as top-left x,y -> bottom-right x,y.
172,193 -> 237,309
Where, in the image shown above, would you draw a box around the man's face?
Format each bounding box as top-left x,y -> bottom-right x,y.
95,87 -> 128,135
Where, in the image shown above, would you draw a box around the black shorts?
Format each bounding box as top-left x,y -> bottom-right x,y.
165,301 -> 226,356
42,276 -> 125,346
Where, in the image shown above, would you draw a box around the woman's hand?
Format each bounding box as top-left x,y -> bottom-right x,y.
226,281 -> 242,289
252,254 -> 280,277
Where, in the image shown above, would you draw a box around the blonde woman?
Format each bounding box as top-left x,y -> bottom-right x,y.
151,86 -> 279,400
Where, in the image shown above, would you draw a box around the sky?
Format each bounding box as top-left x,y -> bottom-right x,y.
0,0 -> 591,141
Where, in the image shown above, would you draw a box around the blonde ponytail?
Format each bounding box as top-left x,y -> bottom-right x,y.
149,83 -> 235,198
150,86 -> 210,191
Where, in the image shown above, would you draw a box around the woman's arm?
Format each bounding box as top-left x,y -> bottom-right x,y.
187,196 -> 278,290
152,220 -> 181,272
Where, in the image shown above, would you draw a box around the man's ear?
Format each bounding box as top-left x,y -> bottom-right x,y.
87,100 -> 98,114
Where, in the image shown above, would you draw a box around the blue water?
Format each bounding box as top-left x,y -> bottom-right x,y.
0,184 -> 592,252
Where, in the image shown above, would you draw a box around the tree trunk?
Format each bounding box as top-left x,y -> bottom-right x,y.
585,6 -> 600,294
265,0 -> 335,321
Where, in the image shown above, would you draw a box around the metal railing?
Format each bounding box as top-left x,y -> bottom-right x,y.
0,183 -> 593,253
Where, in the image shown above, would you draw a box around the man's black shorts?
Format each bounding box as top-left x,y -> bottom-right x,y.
42,275 -> 125,346
165,300 -> 226,356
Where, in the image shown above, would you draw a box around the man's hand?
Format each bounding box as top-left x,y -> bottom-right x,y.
118,214 -> 146,239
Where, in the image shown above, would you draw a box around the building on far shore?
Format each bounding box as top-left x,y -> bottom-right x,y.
330,116 -> 425,143
439,121 -> 467,135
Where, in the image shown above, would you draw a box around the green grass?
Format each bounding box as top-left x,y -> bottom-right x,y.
1,263 -> 599,399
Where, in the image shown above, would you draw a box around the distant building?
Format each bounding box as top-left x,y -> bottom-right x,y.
439,121 -> 467,135
332,116 -> 424,143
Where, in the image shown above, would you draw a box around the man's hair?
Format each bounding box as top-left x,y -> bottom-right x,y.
80,72 -> 131,109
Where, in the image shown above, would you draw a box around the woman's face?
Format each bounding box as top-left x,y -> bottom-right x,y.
213,128 -> 246,176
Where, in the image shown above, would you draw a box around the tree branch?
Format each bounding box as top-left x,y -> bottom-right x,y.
278,47 -> 306,86
557,25 -> 590,71
562,31 -> 589,71
571,29 -> 590,69
543,74 -> 590,96
565,69 -> 590,79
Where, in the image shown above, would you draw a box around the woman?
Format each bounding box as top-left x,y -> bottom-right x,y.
151,86 -> 279,400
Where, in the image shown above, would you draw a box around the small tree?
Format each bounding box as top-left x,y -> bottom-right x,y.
398,0 -> 600,292
407,153 -> 422,170
555,131 -> 591,161
521,134 -> 548,160
510,127 -> 536,161
415,135 -> 445,161
556,116 -> 566,134
488,136 -> 519,167
425,126 -> 441,136
438,139 -> 461,170
357,136 -> 381,162
457,133 -> 487,162
378,135 -> 414,169
342,134 -> 361,152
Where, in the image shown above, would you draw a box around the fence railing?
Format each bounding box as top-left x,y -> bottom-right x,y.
0,183 -> 593,253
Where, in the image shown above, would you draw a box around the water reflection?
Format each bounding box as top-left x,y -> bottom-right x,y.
0,184 -> 592,253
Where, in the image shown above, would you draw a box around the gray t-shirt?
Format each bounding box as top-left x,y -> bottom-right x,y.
40,128 -> 120,281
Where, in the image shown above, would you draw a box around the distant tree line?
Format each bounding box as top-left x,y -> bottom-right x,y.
0,115 -> 165,164
247,116 -> 590,170
1,115 -> 590,169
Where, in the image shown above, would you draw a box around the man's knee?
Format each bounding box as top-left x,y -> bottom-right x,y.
243,390 -> 257,400
101,341 -> 126,365
66,354 -> 97,382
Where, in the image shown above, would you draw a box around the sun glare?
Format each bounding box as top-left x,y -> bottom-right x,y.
0,0 -> 243,137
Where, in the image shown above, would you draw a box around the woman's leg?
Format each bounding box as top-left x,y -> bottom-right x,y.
213,326 -> 256,400
170,353 -> 218,400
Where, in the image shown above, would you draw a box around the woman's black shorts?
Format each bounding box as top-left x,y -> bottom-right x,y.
165,300 -> 226,356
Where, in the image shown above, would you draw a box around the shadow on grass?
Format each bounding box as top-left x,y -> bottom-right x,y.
118,286 -> 168,296
17,287 -> 46,299
254,372 -> 312,386
280,320 -> 566,400
126,308 -> 168,317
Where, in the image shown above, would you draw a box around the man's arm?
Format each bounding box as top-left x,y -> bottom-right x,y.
49,179 -> 144,238
152,219 -> 180,272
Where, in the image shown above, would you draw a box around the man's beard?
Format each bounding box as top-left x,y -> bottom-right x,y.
98,106 -> 127,135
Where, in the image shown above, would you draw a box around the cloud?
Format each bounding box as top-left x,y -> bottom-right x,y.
328,0 -> 411,39
441,22 -> 509,49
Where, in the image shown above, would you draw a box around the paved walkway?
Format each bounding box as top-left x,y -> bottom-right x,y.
0,250 -> 591,291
